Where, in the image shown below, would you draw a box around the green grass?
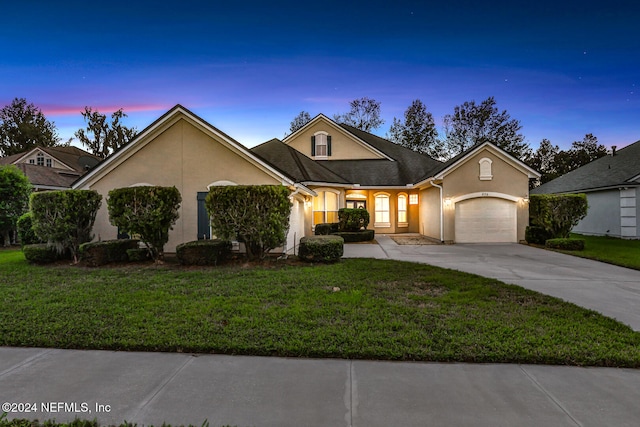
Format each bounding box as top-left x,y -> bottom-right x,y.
1,249 -> 640,367
557,234 -> 640,270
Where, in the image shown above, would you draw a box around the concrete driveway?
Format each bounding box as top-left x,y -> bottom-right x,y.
346,236 -> 640,331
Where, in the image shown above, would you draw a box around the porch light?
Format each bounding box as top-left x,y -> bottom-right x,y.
444,197 -> 452,206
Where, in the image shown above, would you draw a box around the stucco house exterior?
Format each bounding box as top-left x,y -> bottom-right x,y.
73,105 -> 539,253
0,146 -> 100,191
532,140 -> 640,239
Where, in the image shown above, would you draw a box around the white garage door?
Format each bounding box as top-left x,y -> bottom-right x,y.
455,198 -> 517,243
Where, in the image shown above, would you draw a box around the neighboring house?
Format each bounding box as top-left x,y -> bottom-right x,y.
73,105 -> 539,253
532,140 -> 640,239
0,146 -> 100,191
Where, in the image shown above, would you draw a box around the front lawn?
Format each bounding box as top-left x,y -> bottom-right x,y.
559,234 -> 640,270
1,249 -> 640,367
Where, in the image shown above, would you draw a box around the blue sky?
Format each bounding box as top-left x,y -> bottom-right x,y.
1,0 -> 638,151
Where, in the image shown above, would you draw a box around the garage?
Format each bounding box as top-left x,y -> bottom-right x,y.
454,197 -> 517,243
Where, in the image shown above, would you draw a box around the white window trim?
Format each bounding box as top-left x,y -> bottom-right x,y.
374,192 -> 391,228
409,194 -> 419,205
397,193 -> 408,228
479,157 -> 493,181
314,131 -> 329,159
312,188 -> 341,227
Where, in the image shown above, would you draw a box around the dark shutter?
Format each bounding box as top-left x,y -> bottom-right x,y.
311,135 -> 316,156
327,135 -> 332,156
197,192 -> 211,240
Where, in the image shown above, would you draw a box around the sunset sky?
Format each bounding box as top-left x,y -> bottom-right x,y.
1,0 -> 638,151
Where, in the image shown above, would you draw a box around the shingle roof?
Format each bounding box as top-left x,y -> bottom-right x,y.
13,163 -> 81,188
39,146 -> 100,173
532,140 -> 640,194
251,139 -> 350,184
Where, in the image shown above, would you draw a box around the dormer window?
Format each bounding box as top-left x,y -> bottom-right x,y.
479,157 -> 493,180
311,132 -> 332,158
46,158 -> 52,167
37,153 -> 45,166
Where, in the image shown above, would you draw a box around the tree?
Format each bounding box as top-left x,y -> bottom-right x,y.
0,98 -> 60,156
387,99 -> 444,160
30,190 -> 102,263
333,97 -> 384,132
205,185 -> 291,261
529,139 -> 561,186
529,194 -> 588,238
558,133 -> 608,175
107,186 -> 182,261
443,96 -> 530,160
0,165 -> 32,246
75,107 -> 138,159
288,111 -> 311,135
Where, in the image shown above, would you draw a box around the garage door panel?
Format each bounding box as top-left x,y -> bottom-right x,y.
455,198 -> 517,243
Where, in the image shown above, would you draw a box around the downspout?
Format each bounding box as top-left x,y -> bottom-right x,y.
429,179 -> 444,242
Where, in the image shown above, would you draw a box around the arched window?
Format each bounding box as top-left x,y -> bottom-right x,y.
397,194 -> 408,226
374,193 -> 390,227
311,132 -> 332,158
479,157 -> 493,180
313,190 -> 339,225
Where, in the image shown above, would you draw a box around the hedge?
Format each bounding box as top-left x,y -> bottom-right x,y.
529,194 -> 588,238
525,226 -> 553,245
332,230 -> 375,243
314,223 -> 339,235
16,212 -> 42,246
79,239 -> 140,266
206,185 -> 291,260
127,248 -> 151,262
338,208 -> 370,231
546,238 -> 585,251
298,235 -> 344,262
108,186 -> 181,261
22,243 -> 67,264
176,239 -> 232,266
29,190 -> 102,263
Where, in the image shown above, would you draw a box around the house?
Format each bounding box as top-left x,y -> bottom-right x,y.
0,146 -> 100,191
532,140 -> 640,239
72,105 -> 539,253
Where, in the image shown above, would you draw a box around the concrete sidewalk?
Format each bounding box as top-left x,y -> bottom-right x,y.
2,347 -> 640,427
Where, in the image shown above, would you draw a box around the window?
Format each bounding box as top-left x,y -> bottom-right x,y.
36,153 -> 44,166
29,159 -> 35,164
479,157 -> 493,180
374,194 -> 390,227
313,190 -> 339,225
46,158 -> 52,167
409,194 -> 419,205
311,132 -> 331,157
398,194 -> 408,226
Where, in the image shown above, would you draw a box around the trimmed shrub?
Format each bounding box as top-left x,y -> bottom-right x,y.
79,239 -> 140,266
107,186 -> 182,261
298,235 -> 344,262
525,226 -> 553,245
529,194 -> 588,239
127,248 -> 151,262
0,164 -> 32,247
333,230 -> 375,242
16,212 -> 42,246
546,238 -> 585,251
314,223 -> 339,235
176,239 -> 232,266
30,190 -> 102,263
206,185 -> 291,260
338,208 -> 370,231
22,243 -> 62,264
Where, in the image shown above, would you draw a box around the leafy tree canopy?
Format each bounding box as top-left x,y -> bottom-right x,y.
75,107 -> 138,159
288,111 -> 311,136
0,98 -> 60,156
443,96 -> 530,160
387,99 -> 444,160
0,165 -> 32,246
333,97 -> 384,132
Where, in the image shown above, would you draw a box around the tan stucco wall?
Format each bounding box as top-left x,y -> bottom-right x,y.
440,147 -> 531,242
286,119 -> 385,160
419,187 -> 441,240
81,118 -> 282,252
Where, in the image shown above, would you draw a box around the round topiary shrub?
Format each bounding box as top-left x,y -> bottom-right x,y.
176,239 -> 232,266
298,235 -> 344,263
545,238 -> 585,251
